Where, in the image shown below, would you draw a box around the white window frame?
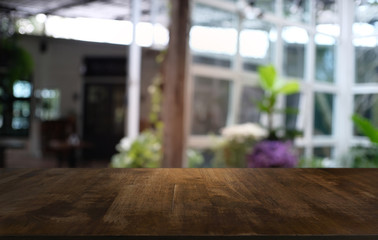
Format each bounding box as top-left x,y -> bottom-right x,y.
187,0 -> 378,164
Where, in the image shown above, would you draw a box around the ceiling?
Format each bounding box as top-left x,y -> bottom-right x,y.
0,0 -> 168,22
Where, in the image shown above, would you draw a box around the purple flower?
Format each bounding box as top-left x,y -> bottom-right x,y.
248,140 -> 298,168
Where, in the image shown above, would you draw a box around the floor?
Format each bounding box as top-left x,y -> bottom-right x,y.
4,148 -> 110,168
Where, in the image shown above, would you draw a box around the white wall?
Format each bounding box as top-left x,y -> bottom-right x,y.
18,35 -> 160,157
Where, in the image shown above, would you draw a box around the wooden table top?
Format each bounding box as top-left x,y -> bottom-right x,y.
0,169 -> 377,239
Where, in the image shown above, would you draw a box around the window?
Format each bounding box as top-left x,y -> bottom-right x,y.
314,93 -> 334,136
190,3 -> 238,68
238,86 -> 264,124
34,89 -> 61,120
189,0 -> 378,164
315,34 -> 336,83
282,26 -> 308,80
353,0 -> 378,145
354,38 -> 378,84
240,20 -> 275,71
283,0 -> 310,23
191,77 -> 232,135
354,94 -> 378,135
285,93 -> 301,131
0,79 -> 32,136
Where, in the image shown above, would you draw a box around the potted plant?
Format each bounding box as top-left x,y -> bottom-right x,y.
212,122 -> 267,167
247,65 -> 300,168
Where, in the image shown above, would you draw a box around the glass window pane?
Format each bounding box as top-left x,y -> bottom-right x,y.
354,0 -> 378,37
354,37 -> 378,83
354,94 -> 378,136
35,89 -> 60,120
316,0 -> 339,38
314,93 -> 334,136
12,117 -> 29,130
316,0 -> 337,26
315,34 -> 336,83
191,77 -> 231,135
238,86 -> 263,124
240,20 -> 275,72
283,26 -> 308,79
12,101 -> 30,130
316,24 -> 339,37
285,93 -> 301,130
283,0 -> 310,23
191,3 -> 238,68
254,0 -> 276,14
13,101 -> 30,118
314,147 -> 333,159
13,80 -> 32,98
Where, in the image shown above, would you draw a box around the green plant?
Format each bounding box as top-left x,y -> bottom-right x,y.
187,149 -> 204,168
352,114 -> 378,144
350,146 -> 378,168
213,137 -> 257,168
297,157 -> 326,168
111,50 -> 204,168
349,114 -> 378,168
257,65 -> 300,140
0,37 -> 33,90
111,126 -> 163,168
212,123 -> 267,167
111,72 -> 164,168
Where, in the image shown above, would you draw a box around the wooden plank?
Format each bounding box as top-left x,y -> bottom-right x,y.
0,169 -> 377,239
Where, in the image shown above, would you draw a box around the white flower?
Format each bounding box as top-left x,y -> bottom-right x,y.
117,137 -> 132,152
122,155 -> 132,165
221,123 -> 267,142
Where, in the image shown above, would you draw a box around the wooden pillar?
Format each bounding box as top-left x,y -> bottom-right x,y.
162,0 -> 190,167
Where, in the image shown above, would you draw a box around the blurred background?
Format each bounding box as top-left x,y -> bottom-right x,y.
0,0 -> 377,168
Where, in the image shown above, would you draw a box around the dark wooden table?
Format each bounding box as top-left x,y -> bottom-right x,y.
0,169 -> 377,239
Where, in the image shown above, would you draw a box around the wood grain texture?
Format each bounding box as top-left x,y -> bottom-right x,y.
161,0 -> 190,168
0,169 -> 377,239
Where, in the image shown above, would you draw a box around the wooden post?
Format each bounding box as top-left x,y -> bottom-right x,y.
162,0 -> 190,167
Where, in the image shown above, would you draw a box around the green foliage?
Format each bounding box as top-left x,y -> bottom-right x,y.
0,37 -> 33,88
297,157 -> 326,168
111,50 -> 204,168
258,65 -> 300,95
187,149 -> 204,168
348,114 -> 378,168
148,75 -> 163,125
155,49 -> 167,64
213,137 -> 256,167
110,123 -> 205,168
111,70 -> 164,168
276,81 -> 300,95
258,65 -> 276,91
352,114 -> 378,144
350,146 -> 378,168
256,65 -> 300,139
110,125 -> 163,168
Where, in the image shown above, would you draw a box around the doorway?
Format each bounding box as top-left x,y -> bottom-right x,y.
82,57 -> 127,160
